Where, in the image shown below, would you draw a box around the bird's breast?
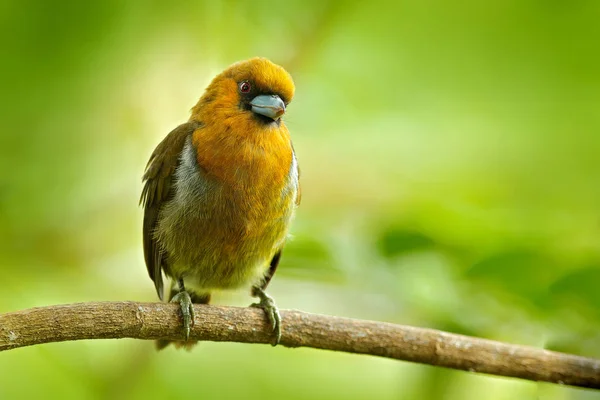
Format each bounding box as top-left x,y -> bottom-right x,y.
193,122 -> 294,190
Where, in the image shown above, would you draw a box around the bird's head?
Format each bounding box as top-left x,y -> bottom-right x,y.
192,58 -> 295,127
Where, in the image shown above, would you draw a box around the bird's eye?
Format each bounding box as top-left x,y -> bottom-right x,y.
239,81 -> 252,93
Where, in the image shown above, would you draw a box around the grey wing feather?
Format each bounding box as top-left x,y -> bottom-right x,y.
140,121 -> 201,300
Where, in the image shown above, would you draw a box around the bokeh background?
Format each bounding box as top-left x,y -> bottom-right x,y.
1,1 -> 599,399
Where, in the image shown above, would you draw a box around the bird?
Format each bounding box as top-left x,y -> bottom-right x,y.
140,57 -> 299,350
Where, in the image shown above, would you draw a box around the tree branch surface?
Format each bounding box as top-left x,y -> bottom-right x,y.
0,302 -> 598,389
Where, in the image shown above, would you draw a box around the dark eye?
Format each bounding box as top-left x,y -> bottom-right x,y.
239,81 -> 251,93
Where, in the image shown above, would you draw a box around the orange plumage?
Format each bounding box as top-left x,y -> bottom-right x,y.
141,58 -> 299,349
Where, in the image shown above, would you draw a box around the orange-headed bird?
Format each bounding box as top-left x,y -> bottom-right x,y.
140,58 -> 299,349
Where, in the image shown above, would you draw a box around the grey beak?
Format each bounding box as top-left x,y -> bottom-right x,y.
250,94 -> 286,121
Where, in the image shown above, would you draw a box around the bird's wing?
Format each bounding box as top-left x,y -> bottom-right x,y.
296,168 -> 302,206
293,148 -> 301,206
260,150 -> 300,290
140,121 -> 201,300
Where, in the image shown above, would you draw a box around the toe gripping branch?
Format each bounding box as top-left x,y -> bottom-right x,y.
251,286 -> 282,346
170,279 -> 195,340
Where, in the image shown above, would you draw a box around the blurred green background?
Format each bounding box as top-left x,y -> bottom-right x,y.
1,1 -> 599,399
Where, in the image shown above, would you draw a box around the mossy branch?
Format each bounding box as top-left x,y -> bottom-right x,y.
0,301 -> 598,389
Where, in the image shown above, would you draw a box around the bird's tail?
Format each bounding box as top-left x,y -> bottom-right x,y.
155,289 -> 211,351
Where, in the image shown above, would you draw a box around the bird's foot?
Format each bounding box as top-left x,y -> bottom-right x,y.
170,290 -> 195,340
250,287 -> 281,346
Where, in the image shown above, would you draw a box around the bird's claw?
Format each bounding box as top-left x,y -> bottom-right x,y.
251,287 -> 281,346
170,290 -> 195,340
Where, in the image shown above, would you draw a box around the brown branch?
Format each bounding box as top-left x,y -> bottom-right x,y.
0,301 -> 598,389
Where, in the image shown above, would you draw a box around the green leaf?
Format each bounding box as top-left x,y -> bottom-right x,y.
377,227 -> 436,258
465,250 -> 556,301
549,265 -> 600,311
